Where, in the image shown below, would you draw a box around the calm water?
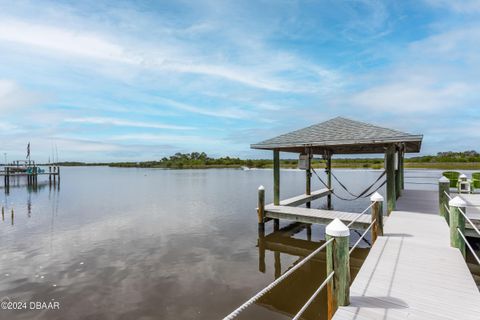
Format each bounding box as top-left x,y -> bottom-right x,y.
0,167 -> 476,319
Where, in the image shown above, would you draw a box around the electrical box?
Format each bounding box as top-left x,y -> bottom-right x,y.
298,154 -> 310,170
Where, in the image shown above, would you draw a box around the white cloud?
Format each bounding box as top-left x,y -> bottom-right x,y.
350,79 -> 472,113
0,19 -> 133,63
64,117 -> 195,130
0,16 -> 340,93
152,97 -> 252,119
0,79 -> 45,111
424,0 -> 480,13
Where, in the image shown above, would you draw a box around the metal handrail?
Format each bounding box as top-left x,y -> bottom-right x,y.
292,271 -> 334,320
347,201 -> 376,228
349,219 -> 376,255
223,238 -> 334,320
457,228 -> 480,265
444,204 -> 480,237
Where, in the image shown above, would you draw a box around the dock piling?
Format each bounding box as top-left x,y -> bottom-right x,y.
305,151 -> 312,208
370,192 -> 384,243
385,145 -> 396,214
439,176 -> 450,223
326,218 -> 351,314
257,185 -> 265,233
448,196 -> 466,258
326,155 -> 332,210
395,148 -> 402,199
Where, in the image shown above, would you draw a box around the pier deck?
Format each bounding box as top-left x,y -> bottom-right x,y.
332,189 -> 480,320
264,205 -> 371,230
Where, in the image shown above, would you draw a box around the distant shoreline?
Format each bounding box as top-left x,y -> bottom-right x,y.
42,151 -> 480,170
46,162 -> 480,170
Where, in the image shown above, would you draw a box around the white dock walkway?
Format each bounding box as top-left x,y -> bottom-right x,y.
332,189 -> 480,320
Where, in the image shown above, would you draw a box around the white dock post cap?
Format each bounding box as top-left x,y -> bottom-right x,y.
326,218 -> 350,237
439,176 -> 450,183
449,196 -> 466,208
258,185 -> 265,191
459,174 -> 467,179
370,192 -> 384,202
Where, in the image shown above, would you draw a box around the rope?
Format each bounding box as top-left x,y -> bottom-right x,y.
292,271 -> 334,320
444,204 -> 480,237
404,176 -> 439,179
347,201 -> 376,228
444,191 -> 452,200
222,238 -> 334,320
458,207 -> 480,237
457,228 -> 480,265
331,170 -> 386,199
311,168 -> 386,201
350,219 -> 376,255
405,182 -> 437,185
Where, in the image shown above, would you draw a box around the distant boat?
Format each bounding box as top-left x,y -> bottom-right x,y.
241,166 -> 250,171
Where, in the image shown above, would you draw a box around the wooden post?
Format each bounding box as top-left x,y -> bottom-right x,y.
274,251 -> 281,279
400,149 -> 405,191
449,196 -> 466,258
326,218 -> 350,315
327,154 -> 332,210
273,150 -> 280,205
273,219 -> 280,231
306,152 -> 311,208
439,176 -> 450,223
57,166 -> 60,184
370,192 -> 384,243
257,185 -> 265,233
258,235 -> 266,273
385,145 -> 396,214
395,148 -> 401,199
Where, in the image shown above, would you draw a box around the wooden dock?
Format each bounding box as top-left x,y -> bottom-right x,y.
262,188 -> 372,230
265,204 -> 371,230
332,189 -> 480,320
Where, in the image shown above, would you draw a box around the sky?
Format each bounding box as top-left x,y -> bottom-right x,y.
0,0 -> 479,162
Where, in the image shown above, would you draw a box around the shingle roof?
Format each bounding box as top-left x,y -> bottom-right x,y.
251,117 -> 422,154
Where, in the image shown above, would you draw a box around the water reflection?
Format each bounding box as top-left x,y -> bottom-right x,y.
256,222 -> 369,320
0,167 -> 477,319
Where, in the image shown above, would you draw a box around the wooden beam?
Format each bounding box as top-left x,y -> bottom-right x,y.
400,148 -> 405,190
273,150 -> 280,205
327,154 -> 332,210
395,146 -> 402,199
276,188 -> 331,207
386,145 -> 396,214
306,150 -> 311,208
264,205 -> 371,230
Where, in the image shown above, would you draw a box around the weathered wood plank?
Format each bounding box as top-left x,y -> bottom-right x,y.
277,188 -> 331,207
264,205 -> 371,230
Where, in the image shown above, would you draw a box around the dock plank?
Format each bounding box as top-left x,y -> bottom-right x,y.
277,188 -> 331,207
264,205 -> 371,230
332,189 -> 480,320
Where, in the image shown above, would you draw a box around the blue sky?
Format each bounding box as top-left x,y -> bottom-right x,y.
0,0 -> 479,162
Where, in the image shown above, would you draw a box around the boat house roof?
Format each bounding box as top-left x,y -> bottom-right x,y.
251,117 -> 423,155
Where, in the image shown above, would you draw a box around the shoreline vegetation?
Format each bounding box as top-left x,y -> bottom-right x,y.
51,151 -> 480,170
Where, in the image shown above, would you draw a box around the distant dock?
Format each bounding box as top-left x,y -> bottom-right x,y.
1,160 -> 60,191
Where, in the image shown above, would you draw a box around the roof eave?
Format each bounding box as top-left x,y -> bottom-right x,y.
251,135 -> 423,150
